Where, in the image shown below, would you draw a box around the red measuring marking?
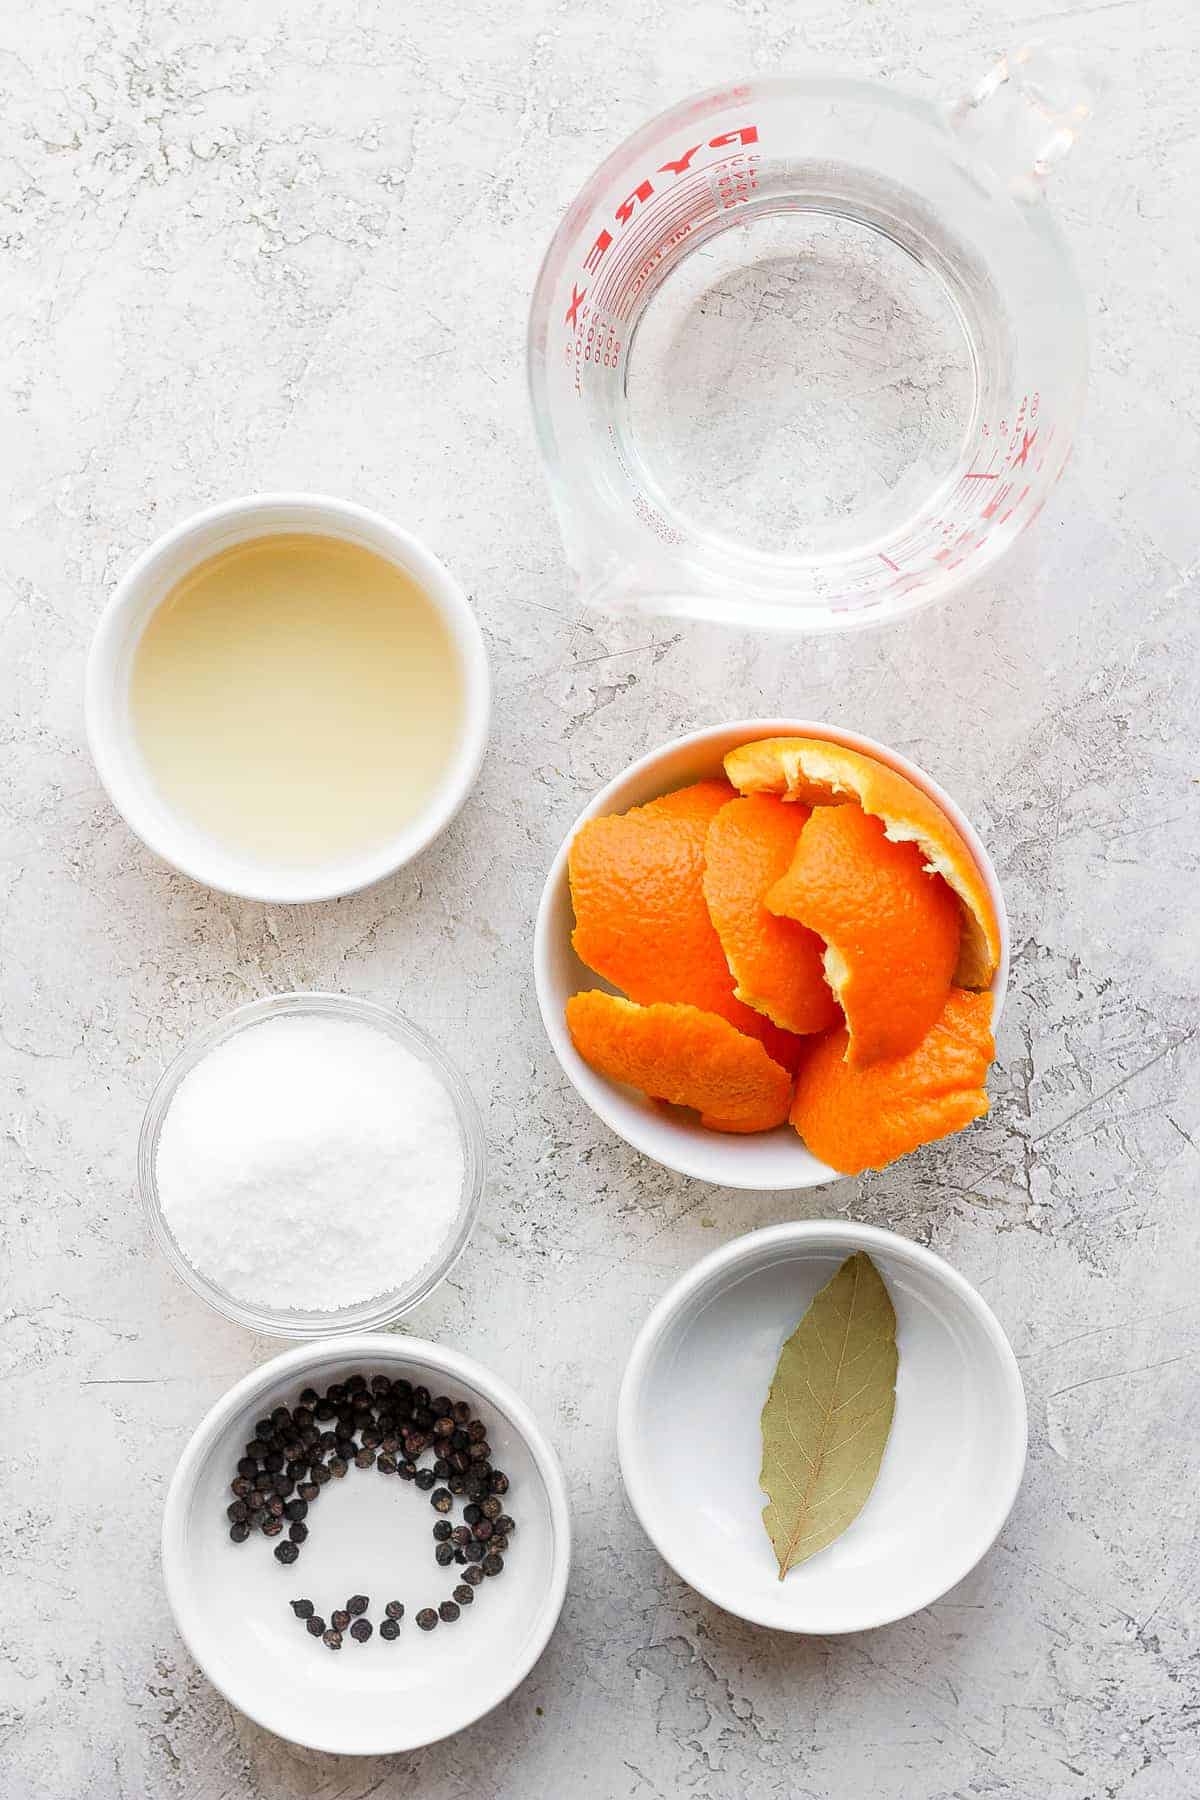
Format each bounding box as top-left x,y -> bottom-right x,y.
1012,427 -> 1038,469
963,471 -> 999,480
565,284 -> 587,329
879,552 -> 900,571
596,171 -> 714,311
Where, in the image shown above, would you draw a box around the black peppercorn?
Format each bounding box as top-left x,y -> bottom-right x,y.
349,1618 -> 373,1643
335,1435 -> 356,1460
274,1541 -> 299,1565
414,1468 -> 436,1492
482,1552 -> 504,1577
307,1613 -> 326,1636
284,1498 -> 307,1522
463,1503 -> 482,1525
227,1500 -> 248,1523
435,1542 -> 455,1566
287,1458 -> 307,1481
430,1487 -> 452,1514
416,1607 -> 438,1631
346,1594 -> 369,1617
261,1517 -> 284,1537
331,1609 -> 350,1632
288,1522 -> 308,1544
454,1549 -> 466,1564
345,1373 -> 367,1395
298,1386 -> 320,1408
370,1374 -> 391,1398
490,1533 -> 508,1553
479,1495 -> 502,1521
291,1598 -> 314,1619
380,1617 -> 400,1641
325,1383 -> 345,1405
462,1540 -> 484,1562
318,1430 -> 337,1453
263,1450 -> 284,1474
460,1564 -> 484,1587
354,1448 -> 376,1470
433,1520 -> 453,1542
237,1456 -> 259,1479
397,1460 -> 417,1481
450,1525 -> 472,1547
270,1405 -> 291,1427
473,1519 -> 494,1542
452,1584 -> 474,1606
448,1475 -> 467,1496
453,1400 -> 472,1424
323,1628 -> 343,1650
433,1457 -> 451,1479
433,1416 -> 455,1438
448,1450 -> 471,1475
385,1599 -> 404,1620
377,1453 -> 397,1474
438,1600 -> 460,1623
320,1461 -> 340,1482
381,1434 -> 401,1456
467,1418 -> 487,1442
489,1470 -> 510,1495
468,1442 -> 491,1463
495,1514 -> 515,1536
315,1399 -> 336,1421
229,1521 -> 250,1543
230,1476 -> 253,1499
298,1481 -> 319,1503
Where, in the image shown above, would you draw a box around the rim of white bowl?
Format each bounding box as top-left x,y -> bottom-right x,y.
617,1220 -> 1028,1633
533,719 -> 1009,1189
162,1334 -> 573,1753
84,492 -> 491,903
138,992 -> 487,1338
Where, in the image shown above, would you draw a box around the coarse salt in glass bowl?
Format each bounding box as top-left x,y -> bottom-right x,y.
138,992 -> 486,1338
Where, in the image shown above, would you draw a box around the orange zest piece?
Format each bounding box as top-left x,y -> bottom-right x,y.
702,794 -> 840,1037
724,737 -> 1001,990
790,988 -> 994,1174
566,991 -> 793,1133
568,779 -> 802,1070
766,803 -> 961,1067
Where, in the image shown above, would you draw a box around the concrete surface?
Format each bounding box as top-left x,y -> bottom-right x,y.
2,1 -> 1198,1796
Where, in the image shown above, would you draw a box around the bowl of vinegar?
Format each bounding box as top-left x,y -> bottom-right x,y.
86,494 -> 490,902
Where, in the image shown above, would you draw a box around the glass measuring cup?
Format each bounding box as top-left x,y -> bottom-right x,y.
528,50 -> 1091,631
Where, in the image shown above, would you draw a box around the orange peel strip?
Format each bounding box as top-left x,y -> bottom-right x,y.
790,988 -> 995,1174
724,737 -> 1001,990
566,991 -> 793,1133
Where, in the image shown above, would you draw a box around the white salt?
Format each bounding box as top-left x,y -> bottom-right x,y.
155,1013 -> 466,1311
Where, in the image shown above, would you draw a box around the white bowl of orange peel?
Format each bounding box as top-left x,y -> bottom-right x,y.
534,721 -> 1008,1189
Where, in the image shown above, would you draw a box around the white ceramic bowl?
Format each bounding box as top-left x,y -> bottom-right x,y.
163,1335 -> 571,1754
139,992 -> 487,1339
85,493 -> 491,902
534,719 -> 1008,1189
618,1221 -> 1026,1633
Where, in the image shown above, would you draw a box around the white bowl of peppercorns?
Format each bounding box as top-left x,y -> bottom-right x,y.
162,1335 -> 571,1753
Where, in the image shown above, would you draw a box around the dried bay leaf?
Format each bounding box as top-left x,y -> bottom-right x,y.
760,1251 -> 898,1579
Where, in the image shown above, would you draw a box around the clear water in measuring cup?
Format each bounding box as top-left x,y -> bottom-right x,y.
623,198 -> 980,557
530,73 -> 1088,627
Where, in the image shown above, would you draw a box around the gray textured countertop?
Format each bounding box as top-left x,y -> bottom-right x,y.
2,1 -> 1198,1796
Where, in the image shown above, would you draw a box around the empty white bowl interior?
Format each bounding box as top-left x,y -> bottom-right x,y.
163,1341 -> 568,1755
535,720 -> 1008,1190
619,1227 -> 1025,1632
86,495 -> 489,902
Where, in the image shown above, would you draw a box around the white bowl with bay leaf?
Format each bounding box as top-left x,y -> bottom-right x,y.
617,1221 -> 1026,1633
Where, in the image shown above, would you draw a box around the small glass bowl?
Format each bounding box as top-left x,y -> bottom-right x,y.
138,991 -> 486,1338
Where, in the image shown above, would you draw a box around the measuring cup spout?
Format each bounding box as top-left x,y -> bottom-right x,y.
948,43 -> 1096,199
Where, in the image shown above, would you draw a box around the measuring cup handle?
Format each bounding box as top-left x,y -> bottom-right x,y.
948,43 -> 1097,197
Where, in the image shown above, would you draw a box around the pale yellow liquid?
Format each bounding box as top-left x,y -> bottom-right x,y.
130,534 -> 465,865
